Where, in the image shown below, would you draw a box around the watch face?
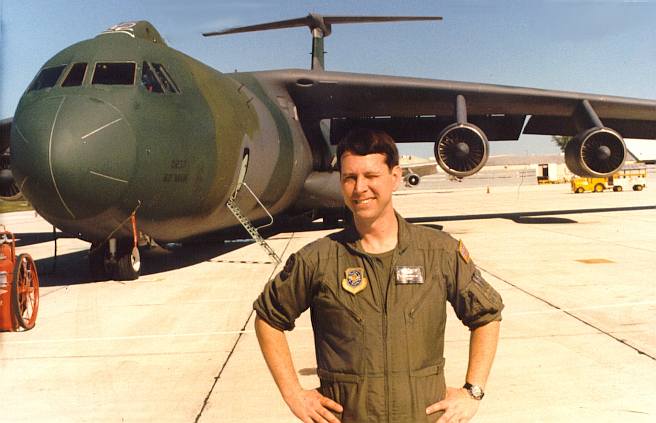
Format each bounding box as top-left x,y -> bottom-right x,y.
470,385 -> 483,399
465,383 -> 485,400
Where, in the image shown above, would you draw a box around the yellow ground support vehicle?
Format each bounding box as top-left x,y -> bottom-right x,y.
571,167 -> 647,193
608,167 -> 647,192
571,177 -> 609,193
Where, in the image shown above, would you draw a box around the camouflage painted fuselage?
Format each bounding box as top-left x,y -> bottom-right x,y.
11,22 -> 313,242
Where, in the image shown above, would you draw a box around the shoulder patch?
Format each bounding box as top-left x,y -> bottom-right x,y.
279,254 -> 296,281
458,239 -> 470,263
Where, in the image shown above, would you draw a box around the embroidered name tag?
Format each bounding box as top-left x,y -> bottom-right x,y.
395,266 -> 424,284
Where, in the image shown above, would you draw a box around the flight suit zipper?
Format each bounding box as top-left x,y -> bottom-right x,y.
367,253 -> 391,422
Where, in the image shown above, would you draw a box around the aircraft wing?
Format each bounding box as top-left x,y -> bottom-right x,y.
256,69 -> 656,142
401,162 -> 437,178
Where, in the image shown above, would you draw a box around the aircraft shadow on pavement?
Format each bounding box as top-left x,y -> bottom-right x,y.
406,205 -> 656,225
13,231 -> 77,248
28,220 -> 333,287
34,240 -> 251,287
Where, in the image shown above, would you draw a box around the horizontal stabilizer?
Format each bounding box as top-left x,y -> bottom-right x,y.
203,13 -> 441,37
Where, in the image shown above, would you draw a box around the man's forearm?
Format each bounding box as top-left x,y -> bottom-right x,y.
465,320 -> 500,388
254,315 -> 303,400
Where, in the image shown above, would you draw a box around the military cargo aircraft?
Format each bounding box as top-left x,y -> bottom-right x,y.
1,14 -> 655,280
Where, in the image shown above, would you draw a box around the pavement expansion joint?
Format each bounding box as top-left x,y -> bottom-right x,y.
480,266 -> 656,361
194,232 -> 295,423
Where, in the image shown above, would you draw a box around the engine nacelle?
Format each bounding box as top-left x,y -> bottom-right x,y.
404,172 -> 421,188
434,122 -> 489,178
565,127 -> 626,177
0,153 -> 22,201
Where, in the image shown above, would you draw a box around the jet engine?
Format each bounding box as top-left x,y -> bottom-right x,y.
404,172 -> 421,187
434,122 -> 489,178
564,127 -> 626,177
0,153 -> 21,201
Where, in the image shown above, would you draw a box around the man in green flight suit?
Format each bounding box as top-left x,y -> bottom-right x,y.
254,128 -> 503,423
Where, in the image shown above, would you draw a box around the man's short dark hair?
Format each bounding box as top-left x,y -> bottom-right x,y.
336,128 -> 399,171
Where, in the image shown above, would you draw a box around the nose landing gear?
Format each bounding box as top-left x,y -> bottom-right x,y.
89,213 -> 143,281
89,238 -> 141,281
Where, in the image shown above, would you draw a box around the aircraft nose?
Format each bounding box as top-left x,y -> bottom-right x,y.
11,95 -> 136,220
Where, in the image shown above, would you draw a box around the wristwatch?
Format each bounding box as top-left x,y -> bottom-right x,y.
463,382 -> 485,400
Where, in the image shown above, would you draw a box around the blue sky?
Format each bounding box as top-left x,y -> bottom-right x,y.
1,0 -> 655,156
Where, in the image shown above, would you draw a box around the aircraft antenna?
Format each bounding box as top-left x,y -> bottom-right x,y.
203,13 -> 442,71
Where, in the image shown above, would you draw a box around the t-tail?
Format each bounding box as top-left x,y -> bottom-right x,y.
203,13 -> 442,71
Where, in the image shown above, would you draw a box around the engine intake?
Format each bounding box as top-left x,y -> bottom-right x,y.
0,154 -> 21,201
565,127 -> 626,177
404,173 -> 420,187
434,123 -> 489,178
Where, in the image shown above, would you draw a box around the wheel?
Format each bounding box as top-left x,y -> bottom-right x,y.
11,253 -> 39,330
114,241 -> 141,281
633,185 -> 644,191
613,186 -> 622,192
594,184 -> 604,192
575,187 -> 584,193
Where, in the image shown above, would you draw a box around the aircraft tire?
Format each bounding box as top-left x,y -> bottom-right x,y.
114,244 -> 141,281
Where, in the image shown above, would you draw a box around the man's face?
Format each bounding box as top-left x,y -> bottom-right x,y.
340,152 -> 401,223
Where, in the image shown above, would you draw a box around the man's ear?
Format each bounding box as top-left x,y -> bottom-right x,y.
392,165 -> 402,190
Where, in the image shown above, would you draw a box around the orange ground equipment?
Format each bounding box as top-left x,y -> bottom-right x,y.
0,226 -> 39,331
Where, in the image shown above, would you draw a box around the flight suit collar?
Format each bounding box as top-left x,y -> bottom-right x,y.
341,211 -> 411,256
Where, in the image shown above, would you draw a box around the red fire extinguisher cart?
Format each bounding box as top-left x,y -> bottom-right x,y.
0,225 -> 39,331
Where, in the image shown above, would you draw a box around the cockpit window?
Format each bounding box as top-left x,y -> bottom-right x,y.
28,65 -> 67,92
92,62 -> 136,85
152,63 -> 180,93
141,62 -> 163,93
62,63 -> 88,87
141,62 -> 180,94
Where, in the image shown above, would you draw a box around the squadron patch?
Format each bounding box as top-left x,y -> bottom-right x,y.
279,254 -> 296,281
458,239 -> 470,263
342,267 -> 368,295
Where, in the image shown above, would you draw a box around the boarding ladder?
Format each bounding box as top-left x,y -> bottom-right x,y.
226,183 -> 281,264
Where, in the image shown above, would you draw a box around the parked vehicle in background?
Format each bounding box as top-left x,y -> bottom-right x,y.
571,166 -> 647,193
571,177 -> 609,193
608,166 -> 647,192
537,163 -> 568,184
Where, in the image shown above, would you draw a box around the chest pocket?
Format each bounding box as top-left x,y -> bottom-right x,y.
403,275 -> 447,370
312,282 -> 364,373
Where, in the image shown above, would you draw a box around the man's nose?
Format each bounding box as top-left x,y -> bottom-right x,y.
353,175 -> 368,193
